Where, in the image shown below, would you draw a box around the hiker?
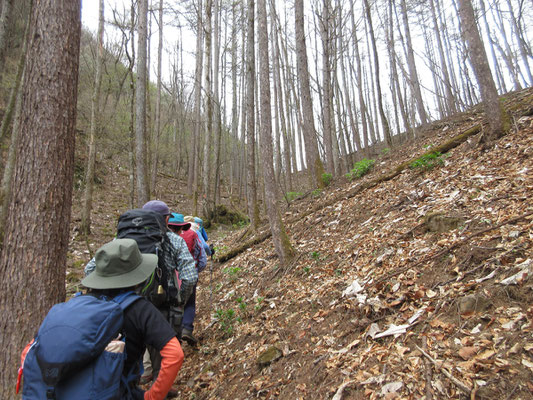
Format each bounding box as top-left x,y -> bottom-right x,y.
84,200 -> 198,311
185,215 -> 212,257
20,239 -> 184,400
194,216 -> 214,256
84,200 -> 197,383
168,213 -> 207,345
168,213 -> 207,272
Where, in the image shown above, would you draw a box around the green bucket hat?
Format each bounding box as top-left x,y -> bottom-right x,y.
81,238 -> 158,290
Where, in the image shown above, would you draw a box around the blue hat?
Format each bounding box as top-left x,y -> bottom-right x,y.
142,200 -> 170,216
168,213 -> 191,230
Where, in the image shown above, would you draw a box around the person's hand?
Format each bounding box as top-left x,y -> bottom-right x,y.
209,244 -> 215,256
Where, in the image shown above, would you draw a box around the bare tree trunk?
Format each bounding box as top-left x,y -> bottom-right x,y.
479,0 -> 506,93
429,0 -> 457,115
128,0 -> 136,208
320,0 -> 334,175
150,0 -> 163,194
257,0 -> 294,265
135,0 -> 149,206
504,0 -> 533,86
0,0 -> 80,394
246,0 -> 260,230
229,0 -> 238,196
269,0 -> 292,191
202,0 -> 213,218
349,3 -> 369,155
399,0 -> 428,127
489,3 -> 522,90
294,0 -> 325,188
80,0 -> 104,235
457,0 -> 508,143
333,78 -> 350,173
189,0 -> 203,216
212,0 -> 222,215
335,0 -> 358,162
387,0 -> 409,138
363,0 -> 392,147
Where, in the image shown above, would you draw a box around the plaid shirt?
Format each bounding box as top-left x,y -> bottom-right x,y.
163,231 -> 198,303
84,232 -> 198,305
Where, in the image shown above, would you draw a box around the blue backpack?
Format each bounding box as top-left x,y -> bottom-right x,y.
21,291 -> 140,399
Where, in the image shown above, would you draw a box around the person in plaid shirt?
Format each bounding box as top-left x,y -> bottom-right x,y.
84,201 -> 197,391
83,201 -> 197,305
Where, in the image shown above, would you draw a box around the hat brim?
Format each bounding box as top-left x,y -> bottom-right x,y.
81,253 -> 158,290
168,222 -> 191,230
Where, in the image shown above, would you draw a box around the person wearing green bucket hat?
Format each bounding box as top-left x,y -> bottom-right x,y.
83,239 -> 184,400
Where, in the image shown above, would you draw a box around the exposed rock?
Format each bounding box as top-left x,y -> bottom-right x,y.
424,212 -> 466,233
257,346 -> 283,368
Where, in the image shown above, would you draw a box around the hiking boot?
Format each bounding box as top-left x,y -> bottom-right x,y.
181,329 -> 198,346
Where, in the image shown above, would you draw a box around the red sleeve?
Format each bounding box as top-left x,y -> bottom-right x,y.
20,340 -> 34,366
144,337 -> 184,400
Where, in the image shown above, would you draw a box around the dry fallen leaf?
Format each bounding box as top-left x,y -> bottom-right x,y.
458,346 -> 479,360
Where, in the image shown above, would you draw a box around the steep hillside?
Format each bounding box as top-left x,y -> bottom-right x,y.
69,87 -> 533,399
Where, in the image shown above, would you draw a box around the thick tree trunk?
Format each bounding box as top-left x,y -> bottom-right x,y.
0,0 -> 80,395
294,0 -> 324,188
457,0 -> 508,143
257,0 -> 294,266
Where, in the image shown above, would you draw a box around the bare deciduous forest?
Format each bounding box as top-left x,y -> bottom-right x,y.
0,0 -> 532,398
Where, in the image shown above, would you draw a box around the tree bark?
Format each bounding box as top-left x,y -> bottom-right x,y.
257,0 -> 294,266
0,0 -> 80,394
135,0 -> 149,205
294,0 -> 325,188
246,0 -> 260,230
202,0 -> 213,218
457,0 -> 508,143
320,0 -> 334,175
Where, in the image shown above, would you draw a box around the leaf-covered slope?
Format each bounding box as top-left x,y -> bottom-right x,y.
176,88 -> 533,399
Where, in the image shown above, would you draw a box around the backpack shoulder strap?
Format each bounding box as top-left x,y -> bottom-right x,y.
113,291 -> 141,311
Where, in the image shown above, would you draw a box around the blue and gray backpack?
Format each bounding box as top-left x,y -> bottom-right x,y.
20,291 -> 140,399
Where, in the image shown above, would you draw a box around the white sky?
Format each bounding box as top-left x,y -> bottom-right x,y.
82,0 -> 198,86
